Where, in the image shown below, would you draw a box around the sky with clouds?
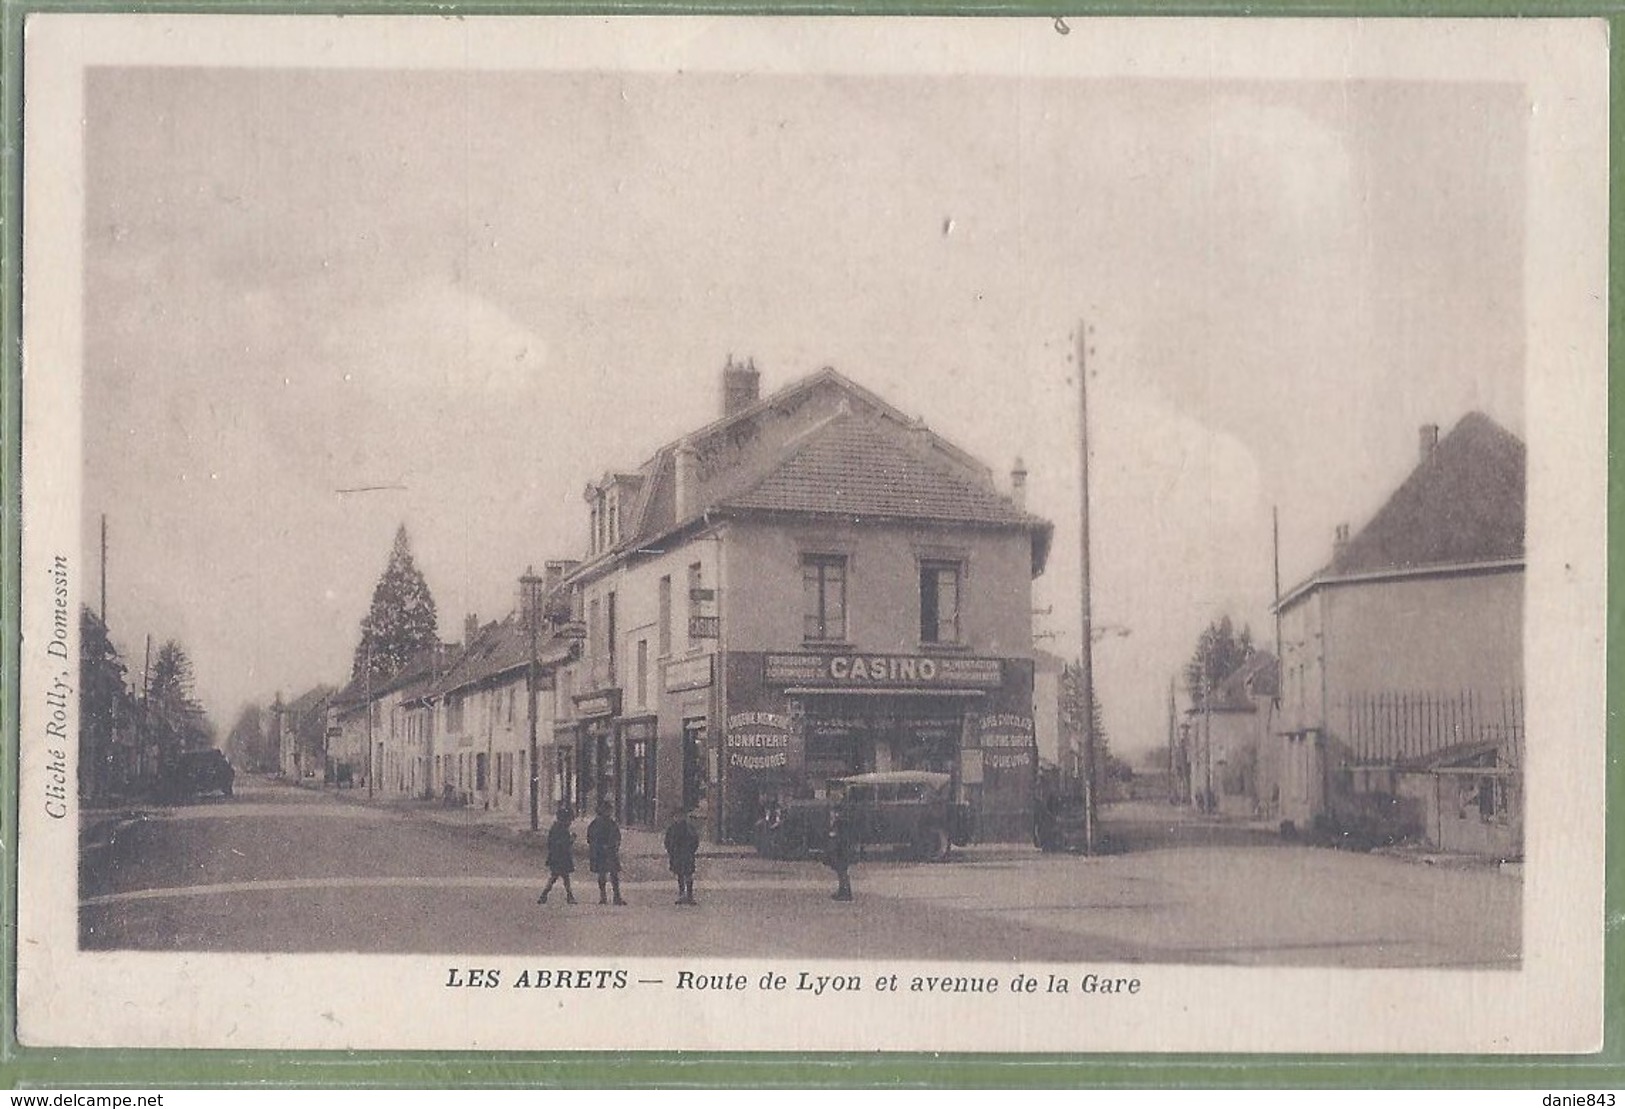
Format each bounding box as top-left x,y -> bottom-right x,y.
82,61 -> 1526,755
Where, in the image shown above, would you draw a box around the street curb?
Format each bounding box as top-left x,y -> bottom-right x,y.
78,809 -> 155,855
312,782 -> 757,861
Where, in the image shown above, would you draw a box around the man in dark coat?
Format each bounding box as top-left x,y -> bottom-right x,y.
663,809 -> 700,906
537,805 -> 577,905
825,804 -> 855,902
587,800 -> 626,906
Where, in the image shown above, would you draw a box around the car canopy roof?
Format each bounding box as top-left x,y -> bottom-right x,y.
837,771 -> 951,788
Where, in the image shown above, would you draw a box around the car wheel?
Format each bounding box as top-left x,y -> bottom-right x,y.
914,827 -> 950,862
776,828 -> 805,861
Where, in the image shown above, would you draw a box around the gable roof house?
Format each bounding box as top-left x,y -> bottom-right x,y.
555,360 -> 1053,842
428,608 -> 575,815
277,683 -> 336,783
1273,414 -> 1525,837
1186,650 -> 1280,817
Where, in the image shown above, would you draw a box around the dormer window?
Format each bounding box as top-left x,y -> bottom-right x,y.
587,482 -> 628,556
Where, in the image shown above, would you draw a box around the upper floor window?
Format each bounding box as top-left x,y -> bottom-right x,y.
658,575 -> 673,656
920,560 -> 961,644
588,597 -> 601,662
687,563 -> 704,647
802,554 -> 848,642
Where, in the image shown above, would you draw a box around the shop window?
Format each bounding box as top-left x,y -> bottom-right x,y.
802,554 -> 847,642
920,560 -> 961,644
624,726 -> 657,826
682,719 -> 708,811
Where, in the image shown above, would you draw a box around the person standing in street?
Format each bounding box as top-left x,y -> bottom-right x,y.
587,800 -> 626,906
537,805 -> 577,905
664,808 -> 700,906
825,804 -> 855,902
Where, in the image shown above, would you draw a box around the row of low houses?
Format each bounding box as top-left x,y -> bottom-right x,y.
283,363 -> 1055,845
1177,413 -> 1526,858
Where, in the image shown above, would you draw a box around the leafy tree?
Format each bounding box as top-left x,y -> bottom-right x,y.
352,524 -> 439,686
224,703 -> 274,774
1183,615 -> 1254,703
147,639 -> 212,763
79,607 -> 130,799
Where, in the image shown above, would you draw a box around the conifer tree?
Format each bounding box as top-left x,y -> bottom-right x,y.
148,639 -> 212,761
353,524 -> 440,686
79,607 -> 129,799
1183,615 -> 1254,703
1059,662 -> 1113,773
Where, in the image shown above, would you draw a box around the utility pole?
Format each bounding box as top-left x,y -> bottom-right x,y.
1075,320 -> 1099,856
364,641 -> 374,800
520,568 -> 544,833
140,634 -> 152,782
1201,670 -> 1214,812
1166,676 -> 1177,804
100,514 -> 107,625
1273,505 -> 1283,691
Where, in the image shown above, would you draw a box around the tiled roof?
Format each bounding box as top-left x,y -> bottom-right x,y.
433,616 -> 573,698
380,647 -> 454,700
570,367 -> 1050,580
719,413 -> 1041,528
1332,412 -> 1524,575
287,684 -> 333,715
1198,652 -> 1278,712
282,682 -> 336,734
328,677 -> 369,712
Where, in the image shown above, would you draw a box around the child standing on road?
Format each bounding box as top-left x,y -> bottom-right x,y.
664,809 -> 700,906
825,805 -> 855,902
537,805 -> 577,905
587,800 -> 626,906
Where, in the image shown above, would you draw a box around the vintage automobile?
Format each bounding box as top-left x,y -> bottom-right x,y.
756,770 -> 973,862
1033,790 -> 1090,852
159,749 -> 235,801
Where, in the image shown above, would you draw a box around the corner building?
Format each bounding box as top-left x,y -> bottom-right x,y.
557,363 -> 1053,843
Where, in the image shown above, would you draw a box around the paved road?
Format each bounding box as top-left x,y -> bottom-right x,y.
80,780 -> 1520,966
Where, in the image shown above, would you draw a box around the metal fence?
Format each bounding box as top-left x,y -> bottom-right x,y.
1338,687 -> 1523,766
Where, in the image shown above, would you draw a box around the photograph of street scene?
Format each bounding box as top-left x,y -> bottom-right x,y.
76,52 -> 1525,968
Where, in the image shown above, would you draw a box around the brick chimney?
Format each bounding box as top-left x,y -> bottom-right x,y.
543,560 -> 578,624
1010,457 -> 1028,511
1332,523 -> 1350,568
674,439 -> 699,521
722,356 -> 760,417
1419,423 -> 1440,464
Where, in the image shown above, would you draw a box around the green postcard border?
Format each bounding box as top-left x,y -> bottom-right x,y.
0,1 -> 1617,1089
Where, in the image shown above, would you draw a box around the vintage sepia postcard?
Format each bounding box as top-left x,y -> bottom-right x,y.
12,13 -> 1609,1055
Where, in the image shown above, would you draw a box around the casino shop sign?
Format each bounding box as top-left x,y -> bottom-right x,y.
720,651 -> 1038,842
